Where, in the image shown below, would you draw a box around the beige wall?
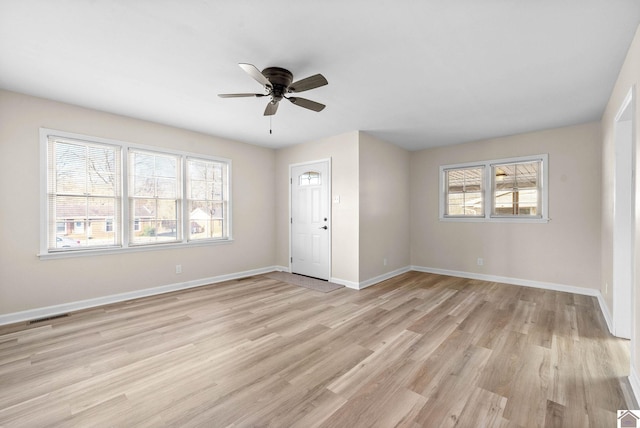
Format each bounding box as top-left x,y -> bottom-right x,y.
359,132 -> 410,281
600,25 -> 640,388
275,131 -> 360,283
0,90 -> 276,315
410,122 -> 602,290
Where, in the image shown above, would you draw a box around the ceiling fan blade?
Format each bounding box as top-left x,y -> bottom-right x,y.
218,93 -> 266,98
289,74 -> 328,93
264,101 -> 279,116
288,97 -> 325,112
239,63 -> 271,88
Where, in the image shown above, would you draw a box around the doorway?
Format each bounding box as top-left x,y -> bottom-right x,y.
289,159 -> 331,280
613,87 -> 635,339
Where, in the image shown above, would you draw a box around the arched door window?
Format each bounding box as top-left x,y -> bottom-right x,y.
299,171 -> 321,186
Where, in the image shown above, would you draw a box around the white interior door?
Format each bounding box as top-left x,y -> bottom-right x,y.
290,160 -> 331,280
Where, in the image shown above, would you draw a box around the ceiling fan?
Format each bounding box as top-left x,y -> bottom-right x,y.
218,63 -> 328,116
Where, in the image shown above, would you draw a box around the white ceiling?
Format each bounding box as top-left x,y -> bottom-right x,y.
1,1 -> 639,151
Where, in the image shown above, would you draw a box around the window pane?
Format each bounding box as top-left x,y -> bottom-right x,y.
86,197 -> 118,247
189,201 -> 225,239
156,178 -> 177,198
130,150 -> 178,197
299,171 -> 321,186
209,181 -> 222,201
446,193 -> 465,216
54,142 -> 87,194
494,165 -> 516,190
130,198 -> 179,244
87,146 -> 117,196
515,162 -> 538,189
189,178 -> 207,200
463,192 -> 483,215
132,152 -> 155,177
494,190 -> 516,214
155,155 -> 177,178
132,175 -> 156,197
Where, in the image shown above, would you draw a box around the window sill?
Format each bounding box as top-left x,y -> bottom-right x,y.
440,217 -> 550,224
38,238 -> 234,260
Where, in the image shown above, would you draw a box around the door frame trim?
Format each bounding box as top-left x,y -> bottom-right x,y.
288,158 -> 332,278
612,86 -> 635,340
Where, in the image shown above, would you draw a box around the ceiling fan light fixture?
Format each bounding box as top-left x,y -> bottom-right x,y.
219,63 -> 328,117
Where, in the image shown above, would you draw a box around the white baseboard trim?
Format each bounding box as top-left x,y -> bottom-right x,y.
330,266 -> 411,290
0,266 -> 278,326
273,265 -> 290,273
596,291 -> 614,335
630,365 -> 640,408
358,266 -> 412,290
410,265 -> 600,297
330,277 -> 359,290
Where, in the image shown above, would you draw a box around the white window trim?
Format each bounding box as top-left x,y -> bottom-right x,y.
39,128 -> 233,259
439,154 -> 549,223
441,164 -> 486,219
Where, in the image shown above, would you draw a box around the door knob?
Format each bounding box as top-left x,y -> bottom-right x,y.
319,225 -> 328,230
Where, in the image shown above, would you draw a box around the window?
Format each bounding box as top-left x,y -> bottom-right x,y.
440,154 -> 548,222
492,160 -> 541,217
46,137 -> 121,250
299,171 -> 321,186
186,157 -> 229,240
443,166 -> 484,217
41,129 -> 231,257
129,149 -> 180,245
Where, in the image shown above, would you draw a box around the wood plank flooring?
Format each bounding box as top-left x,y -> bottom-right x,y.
0,272 -> 636,427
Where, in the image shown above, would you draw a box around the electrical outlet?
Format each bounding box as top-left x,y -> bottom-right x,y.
176,264 -> 182,274
477,258 -> 484,266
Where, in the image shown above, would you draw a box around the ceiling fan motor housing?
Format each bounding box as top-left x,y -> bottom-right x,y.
262,67 -> 293,102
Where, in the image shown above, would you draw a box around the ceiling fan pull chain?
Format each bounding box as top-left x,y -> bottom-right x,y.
270,116 -> 273,135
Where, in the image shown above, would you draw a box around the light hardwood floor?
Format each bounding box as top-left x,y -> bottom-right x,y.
0,272 -> 636,427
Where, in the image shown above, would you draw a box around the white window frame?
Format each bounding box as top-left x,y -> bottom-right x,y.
439,154 -> 549,223
39,128 -> 233,259
441,165 -> 486,218
128,147 -> 182,246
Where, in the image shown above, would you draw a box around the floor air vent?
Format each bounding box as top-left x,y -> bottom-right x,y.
28,314 -> 69,324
